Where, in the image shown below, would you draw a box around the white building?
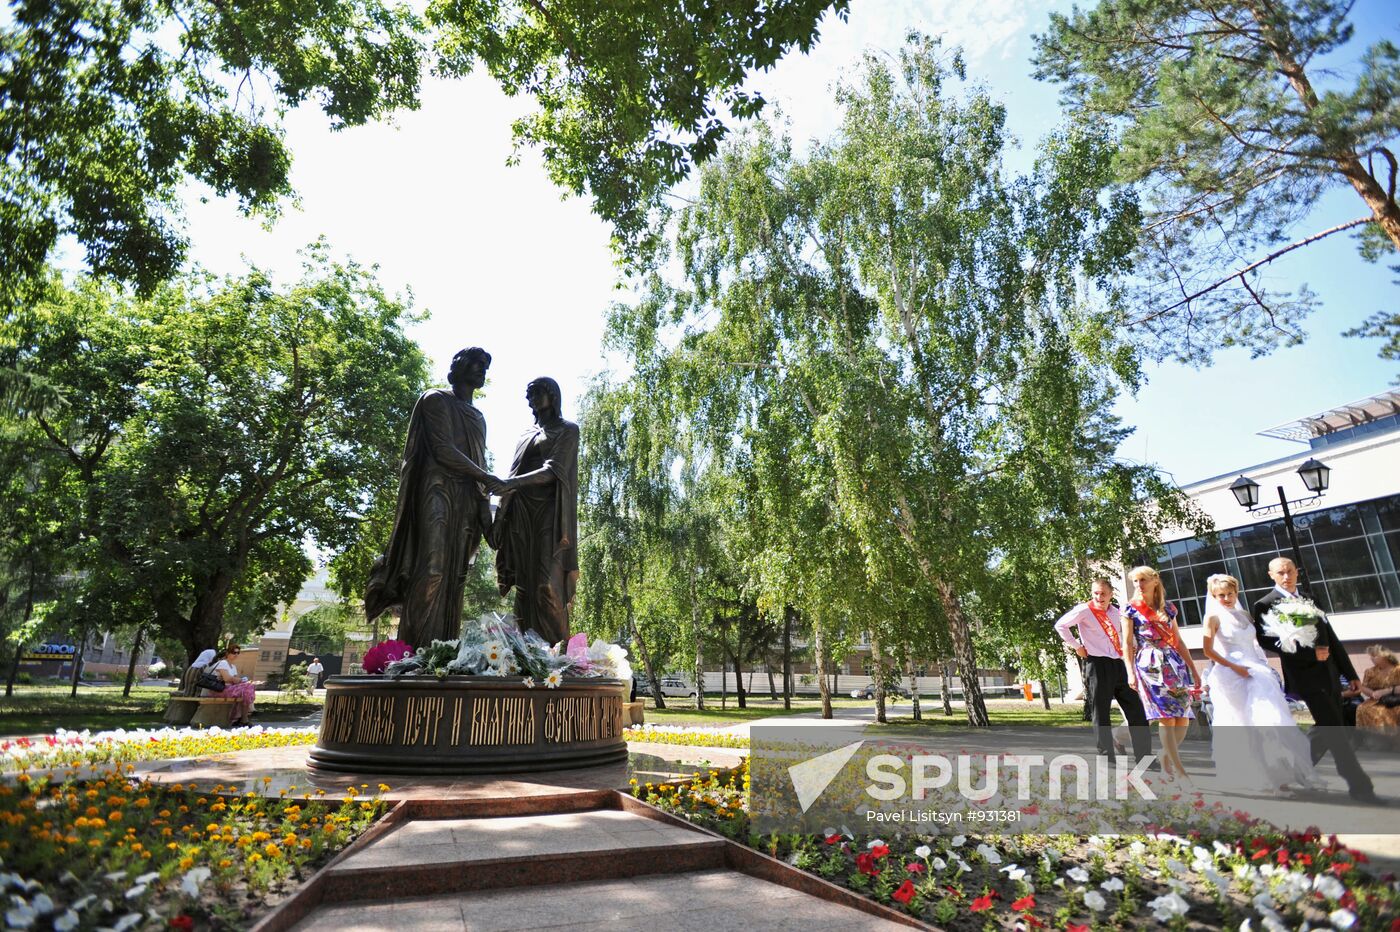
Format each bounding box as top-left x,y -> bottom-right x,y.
1158,389 -> 1400,674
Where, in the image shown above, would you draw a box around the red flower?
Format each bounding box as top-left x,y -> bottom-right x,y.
971,894 -> 995,912
869,843 -> 890,858
1251,848 -> 1271,861
1012,895 -> 1036,911
1353,851 -> 1370,864
1020,804 -> 1039,815
1276,849 -> 1290,865
1339,891 -> 1358,911
856,853 -> 880,876
1389,918 -> 1400,932
1297,853 -> 1313,866
824,834 -> 842,845
892,880 -> 917,905
906,862 -> 926,873
1022,915 -> 1045,928
169,918 -> 195,931
1333,861 -> 1355,875
1067,924 -> 1091,932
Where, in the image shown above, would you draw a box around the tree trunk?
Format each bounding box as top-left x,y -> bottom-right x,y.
1249,2 -> 1400,250
814,621 -> 832,719
691,574 -> 705,710
782,606 -> 794,710
68,626 -> 88,698
941,662 -> 953,716
909,666 -> 921,721
766,663 -> 777,701
871,632 -> 887,724
1040,679 -> 1051,711
123,623 -> 146,697
731,648 -> 746,709
6,557 -> 37,698
934,578 -> 988,726
632,624 -> 666,711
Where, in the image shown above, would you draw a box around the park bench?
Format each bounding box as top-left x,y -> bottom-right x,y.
162,666 -> 239,728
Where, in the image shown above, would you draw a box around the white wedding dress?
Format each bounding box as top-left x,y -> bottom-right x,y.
1205,598 -> 1320,791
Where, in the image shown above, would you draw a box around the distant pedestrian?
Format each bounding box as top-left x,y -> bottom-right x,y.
306,657 -> 324,690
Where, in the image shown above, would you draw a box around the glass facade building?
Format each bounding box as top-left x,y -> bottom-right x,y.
1152,493 -> 1400,627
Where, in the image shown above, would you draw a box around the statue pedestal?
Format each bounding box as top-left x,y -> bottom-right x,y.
308,675 -> 628,775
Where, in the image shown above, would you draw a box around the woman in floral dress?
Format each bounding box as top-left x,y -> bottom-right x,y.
1124,566 -> 1201,782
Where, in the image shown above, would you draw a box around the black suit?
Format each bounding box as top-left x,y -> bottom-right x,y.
1251,587 -> 1372,797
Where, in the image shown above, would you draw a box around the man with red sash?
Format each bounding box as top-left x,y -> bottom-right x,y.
1055,578 -> 1152,764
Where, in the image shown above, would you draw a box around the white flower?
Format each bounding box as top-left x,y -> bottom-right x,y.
1129,840 -> 1147,856
1312,874 -> 1346,901
111,913 -> 143,932
1214,840 -> 1235,857
123,885 -> 146,900
132,873 -> 158,888
4,904 -> 35,929
521,677 -> 535,689
25,896 -> 49,917
70,897 -> 94,913
544,670 -> 563,689
1066,866 -> 1090,883
823,827 -> 837,838
955,859 -> 971,873
1329,908 -> 1357,930
914,845 -> 931,859
1053,878 -> 1066,888
867,839 -> 886,849
950,834 -> 966,847
1148,892 -> 1190,922
1101,877 -> 1124,892
483,641 -> 505,665
931,857 -> 946,871
1166,858 -> 1187,874
976,843 -> 1002,864
52,912 -> 78,932
1001,864 -> 1026,882
1083,890 -> 1107,912
1043,847 -> 1062,864
180,867 -> 212,898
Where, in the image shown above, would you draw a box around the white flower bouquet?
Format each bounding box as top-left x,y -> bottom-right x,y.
1262,597 -> 1328,654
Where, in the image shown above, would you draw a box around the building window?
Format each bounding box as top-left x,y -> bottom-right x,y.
273,650 -> 283,661
260,651 -> 271,662
1155,492 -> 1400,625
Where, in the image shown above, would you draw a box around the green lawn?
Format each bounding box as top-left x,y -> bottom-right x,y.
0,684 -> 322,736
639,695 -> 1086,728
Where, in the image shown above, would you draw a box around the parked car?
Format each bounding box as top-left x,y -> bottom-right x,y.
659,675 -> 697,698
851,684 -> 912,700
634,675 -> 698,699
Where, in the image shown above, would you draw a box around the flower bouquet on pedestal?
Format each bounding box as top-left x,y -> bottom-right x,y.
376,615 -> 631,687
1262,598 -> 1328,653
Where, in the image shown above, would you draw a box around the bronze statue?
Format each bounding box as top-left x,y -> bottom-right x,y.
490,377 -> 579,645
365,347 -> 501,648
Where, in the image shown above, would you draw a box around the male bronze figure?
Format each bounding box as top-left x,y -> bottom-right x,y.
490,377 -> 579,646
365,347 -> 501,647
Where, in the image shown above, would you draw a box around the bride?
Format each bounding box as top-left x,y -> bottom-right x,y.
1200,573 -> 1320,791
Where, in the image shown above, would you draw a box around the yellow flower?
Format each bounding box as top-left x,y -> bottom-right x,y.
263,843 -> 281,858
179,857 -> 195,870
218,859 -> 232,868
247,852 -> 262,864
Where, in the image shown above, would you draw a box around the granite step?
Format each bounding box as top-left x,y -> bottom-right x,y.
320,808 -> 727,900
294,869 -> 912,932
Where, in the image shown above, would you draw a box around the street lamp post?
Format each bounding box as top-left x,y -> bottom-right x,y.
1229,458 -> 1332,588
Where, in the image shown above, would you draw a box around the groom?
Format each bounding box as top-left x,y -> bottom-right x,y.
1055,578 -> 1152,765
1251,556 -> 1380,804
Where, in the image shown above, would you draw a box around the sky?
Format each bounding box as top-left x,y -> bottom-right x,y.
176,0 -> 1399,485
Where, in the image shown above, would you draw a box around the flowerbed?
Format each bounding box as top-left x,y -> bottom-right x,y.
632,759 -> 1400,930
0,727 -> 317,774
623,725 -> 749,750
0,766 -> 387,930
